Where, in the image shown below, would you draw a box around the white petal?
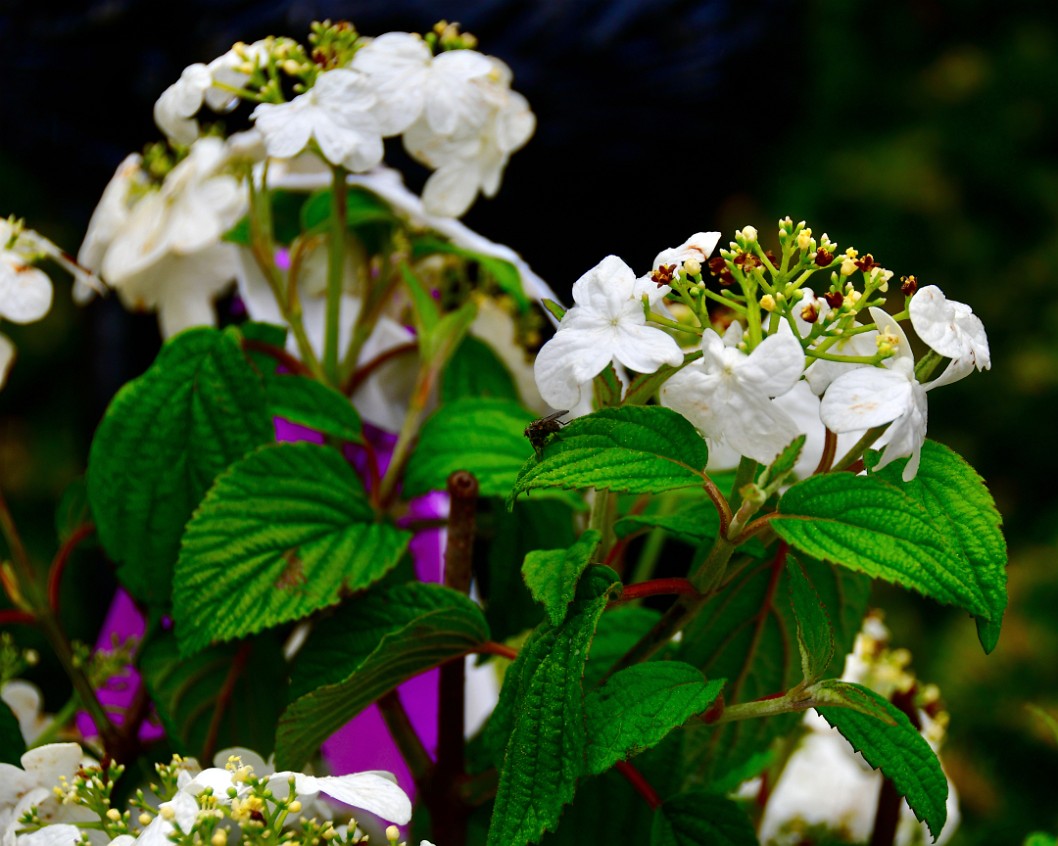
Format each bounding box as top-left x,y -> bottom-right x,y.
16,824 -> 82,846
252,101 -> 314,159
737,324 -> 805,396
872,382 -> 928,481
310,772 -> 412,824
910,285 -> 990,371
651,231 -> 720,271
868,307 -> 914,368
20,744 -> 83,790
421,161 -> 481,218
0,334 -> 14,390
611,322 -> 684,373
0,257 -> 52,323
533,327 -> 611,409
820,367 -> 914,432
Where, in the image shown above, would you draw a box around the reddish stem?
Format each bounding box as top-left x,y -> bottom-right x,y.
0,609 -> 35,626
201,642 -> 251,763
241,338 -> 314,378
614,760 -> 663,810
612,577 -> 699,606
813,427 -> 838,476
476,641 -> 518,661
48,523 -> 95,614
343,341 -> 418,396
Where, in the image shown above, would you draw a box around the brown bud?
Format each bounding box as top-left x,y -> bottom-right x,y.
824,290 -> 844,309
814,248 -> 835,267
651,264 -> 676,287
901,274 -> 919,296
800,302 -> 820,323
707,256 -> 727,276
855,253 -> 880,273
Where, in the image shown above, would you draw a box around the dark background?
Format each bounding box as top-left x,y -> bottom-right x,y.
3,1 -> 1058,841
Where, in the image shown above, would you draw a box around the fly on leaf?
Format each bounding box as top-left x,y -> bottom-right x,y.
525,410 -> 568,457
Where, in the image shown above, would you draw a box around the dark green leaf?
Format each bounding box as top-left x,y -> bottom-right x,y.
87,328 -> 274,606
265,373 -> 362,443
592,362 -> 624,409
678,551 -> 869,785
300,187 -> 397,233
651,791 -> 758,846
759,434 -> 807,490
510,406 -> 709,504
584,662 -> 724,775
584,606 -> 664,689
871,440 -> 1007,653
276,583 -> 488,769
401,262 -> 441,335
0,699 -> 25,764
809,678 -> 897,723
773,472 -> 991,618
240,322 -> 289,375
487,567 -> 621,846
614,498 -> 721,545
443,335 -> 520,404
224,190 -> 309,246
787,556 -> 836,682
55,476 -> 91,544
817,682 -> 948,839
523,530 -> 601,626
173,442 -> 410,654
139,630 -> 285,759
404,398 -> 537,499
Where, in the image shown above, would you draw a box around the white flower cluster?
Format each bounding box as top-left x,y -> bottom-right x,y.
0,744 -> 428,846
532,224 -> 990,481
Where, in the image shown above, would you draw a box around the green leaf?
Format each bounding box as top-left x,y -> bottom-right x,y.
401,262 -> 441,335
809,678 -> 897,723
422,300 -> 478,366
225,190 -> 309,246
443,335 -> 520,404
404,398 -> 537,499
678,551 -> 870,785
300,187 -> 398,233
265,373 -> 363,443
55,476 -> 91,544
139,630 -> 285,759
240,322 -> 289,375
773,472 -> 991,618
651,791 -> 758,846
787,556 -> 836,682
276,583 -> 488,769
411,235 -> 530,312
487,567 -> 621,846
759,434 -> 807,490
0,699 -> 25,764
173,442 -> 410,655
541,298 -> 566,322
510,406 -> 708,504
584,662 -> 724,775
592,362 -> 624,409
88,328 -> 274,606
1024,834 -> 1058,846
817,682 -> 948,839
871,439 -> 1007,653
614,497 -> 720,544
523,530 -> 602,626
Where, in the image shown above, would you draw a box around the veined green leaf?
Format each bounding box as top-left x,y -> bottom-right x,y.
443,335 -> 520,404
523,530 -> 602,626
678,551 -> 869,785
275,583 -> 488,769
773,472 -> 991,618
584,662 -> 724,776
787,556 -> 836,683
510,406 -> 709,503
871,440 -> 1007,653
809,678 -> 897,723
487,567 -> 621,846
173,442 -> 410,655
651,791 -> 758,846
584,606 -> 664,689
140,630 -> 285,759
265,373 -> 362,443
817,682 -> 948,839
87,328 -> 274,606
300,187 -> 398,233
759,434 -> 807,491
404,397 -> 537,499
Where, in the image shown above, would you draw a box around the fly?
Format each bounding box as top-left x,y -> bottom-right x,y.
524,410 -> 568,457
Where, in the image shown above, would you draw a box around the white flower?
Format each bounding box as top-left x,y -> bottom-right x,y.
268,772 -> 411,824
252,69 -> 384,172
533,255 -> 683,409
651,232 -> 721,280
153,63 -> 213,146
0,219 -> 57,389
82,138 -> 247,336
351,34 -> 494,136
0,744 -> 95,846
204,41 -> 270,113
909,285 -> 990,388
1,681 -> 52,744
136,792 -> 199,846
660,322 -> 806,465
820,308 -> 931,481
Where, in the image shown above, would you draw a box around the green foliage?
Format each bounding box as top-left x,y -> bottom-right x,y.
773,472 -> 995,619
651,791 -> 758,846
809,679 -> 897,723
510,406 -> 709,503
404,398 -> 536,499
678,552 -> 870,784
300,187 -> 398,253
264,372 -> 363,443
443,335 -> 520,404
276,583 -> 488,769
759,434 -> 807,491
487,567 -> 621,846
173,442 -> 410,654
225,190 -> 309,246
522,530 -> 601,626
87,328 -> 274,606
817,683 -> 948,839
786,556 -> 836,683
0,699 -> 25,764
583,607 -> 665,689
871,439 -> 1007,653
411,235 -> 530,312
583,662 -> 724,776
139,630 -> 285,759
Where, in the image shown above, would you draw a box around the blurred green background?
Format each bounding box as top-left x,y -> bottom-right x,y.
2,1 -> 1057,842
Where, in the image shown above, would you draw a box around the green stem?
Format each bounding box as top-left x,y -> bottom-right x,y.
832,424 -> 889,472
324,166 -> 348,387
707,687 -> 814,725
588,490 -> 617,559
647,312 -> 703,336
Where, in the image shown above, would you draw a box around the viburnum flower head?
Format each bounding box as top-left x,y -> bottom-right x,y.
909,284 -> 990,388
533,255 -> 683,409
820,308 -> 930,481
252,68 -> 384,172
660,322 -> 807,465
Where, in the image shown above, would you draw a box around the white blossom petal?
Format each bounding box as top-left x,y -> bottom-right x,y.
910,284 -> 990,373
16,824 -> 83,846
0,257 -> 52,324
819,367 -> 915,433
303,772 -> 412,824
154,63 -> 212,145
